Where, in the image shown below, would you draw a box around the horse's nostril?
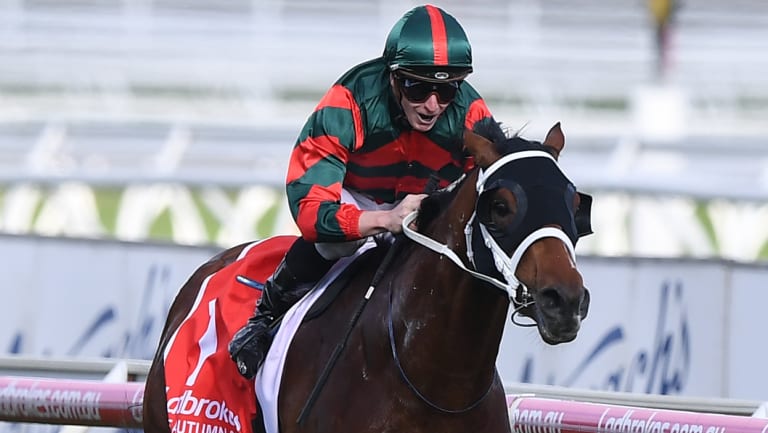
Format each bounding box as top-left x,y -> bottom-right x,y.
538,287 -> 562,311
538,286 -> 587,317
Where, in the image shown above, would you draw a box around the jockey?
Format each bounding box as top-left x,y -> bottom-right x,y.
229,4 -> 502,379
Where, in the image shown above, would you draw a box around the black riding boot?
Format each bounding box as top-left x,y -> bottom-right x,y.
229,238 -> 335,379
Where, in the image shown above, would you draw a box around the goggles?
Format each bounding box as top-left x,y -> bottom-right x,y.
397,77 -> 460,104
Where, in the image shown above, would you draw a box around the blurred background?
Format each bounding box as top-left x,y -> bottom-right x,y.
1,0 -> 767,261
3,3 -> 768,431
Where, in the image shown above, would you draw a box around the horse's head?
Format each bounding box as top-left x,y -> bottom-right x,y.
462,122 -> 592,345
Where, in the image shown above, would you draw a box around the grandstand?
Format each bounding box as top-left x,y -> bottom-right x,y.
2,4 -> 768,431
0,0 -> 767,259
1,0 -> 767,104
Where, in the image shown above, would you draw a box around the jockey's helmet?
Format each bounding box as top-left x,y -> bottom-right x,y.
383,5 -> 473,83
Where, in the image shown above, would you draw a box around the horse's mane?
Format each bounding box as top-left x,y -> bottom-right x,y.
416,122 -> 551,230
416,187 -> 455,231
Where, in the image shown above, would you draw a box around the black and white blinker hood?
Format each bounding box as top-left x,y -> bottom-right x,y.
402,149 -> 592,300
466,150 -> 591,297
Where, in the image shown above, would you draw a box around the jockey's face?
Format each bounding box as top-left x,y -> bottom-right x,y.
392,75 -> 455,132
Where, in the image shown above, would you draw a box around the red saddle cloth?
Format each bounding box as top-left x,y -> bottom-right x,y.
163,235 -> 296,433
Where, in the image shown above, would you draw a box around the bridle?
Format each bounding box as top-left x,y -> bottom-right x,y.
402,150 -> 578,323
391,150 -> 580,413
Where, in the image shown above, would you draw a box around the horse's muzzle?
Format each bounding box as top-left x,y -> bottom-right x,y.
534,286 -> 590,345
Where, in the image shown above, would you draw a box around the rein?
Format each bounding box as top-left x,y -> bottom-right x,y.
296,236 -> 403,425
296,176 -> 441,425
401,150 -> 577,317
402,212 -> 574,307
387,284 -> 495,413
387,153 -> 576,412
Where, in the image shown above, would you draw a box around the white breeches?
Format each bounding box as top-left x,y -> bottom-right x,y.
314,189 -> 398,260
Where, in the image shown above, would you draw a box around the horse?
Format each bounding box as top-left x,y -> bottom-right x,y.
143,122 -> 592,433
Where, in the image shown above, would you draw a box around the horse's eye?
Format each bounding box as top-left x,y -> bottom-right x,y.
492,200 -> 509,217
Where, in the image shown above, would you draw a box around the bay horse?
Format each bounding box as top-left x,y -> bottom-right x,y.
143,123 -> 592,433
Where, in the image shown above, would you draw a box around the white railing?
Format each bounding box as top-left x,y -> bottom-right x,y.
1,355 -> 765,411
0,356 -> 149,382
2,366 -> 767,431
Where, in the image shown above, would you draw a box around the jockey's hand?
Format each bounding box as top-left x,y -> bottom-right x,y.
387,193 -> 427,233
357,193 -> 427,237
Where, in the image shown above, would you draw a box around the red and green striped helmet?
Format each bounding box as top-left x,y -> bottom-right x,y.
383,4 -> 473,83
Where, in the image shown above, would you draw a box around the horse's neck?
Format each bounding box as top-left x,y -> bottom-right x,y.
392,252 -> 508,357
390,172 -> 508,381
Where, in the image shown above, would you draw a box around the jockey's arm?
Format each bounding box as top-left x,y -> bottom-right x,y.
357,193 -> 427,236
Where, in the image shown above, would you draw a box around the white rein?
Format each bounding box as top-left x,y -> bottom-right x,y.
401,151 -> 576,306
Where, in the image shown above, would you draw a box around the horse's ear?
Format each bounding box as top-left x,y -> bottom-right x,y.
464,129 -> 499,169
543,122 -> 565,160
